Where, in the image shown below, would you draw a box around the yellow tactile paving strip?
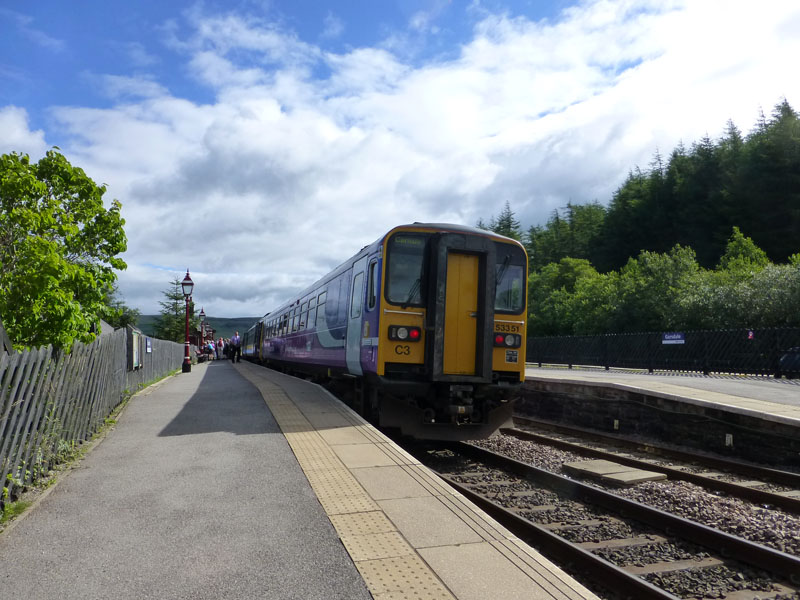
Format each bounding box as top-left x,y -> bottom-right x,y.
235,362 -> 599,600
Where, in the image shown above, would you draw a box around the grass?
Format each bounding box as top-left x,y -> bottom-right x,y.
1,500 -> 32,524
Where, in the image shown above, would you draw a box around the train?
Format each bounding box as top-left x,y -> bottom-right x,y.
242,223 -> 528,440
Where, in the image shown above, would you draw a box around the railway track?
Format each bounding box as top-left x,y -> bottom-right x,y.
415,442 -> 800,600
509,416 -> 800,514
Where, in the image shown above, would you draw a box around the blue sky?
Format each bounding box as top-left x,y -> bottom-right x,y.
2,1 -> 567,130
2,1 -> 800,317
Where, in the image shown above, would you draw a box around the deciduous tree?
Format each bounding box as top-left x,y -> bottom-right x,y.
0,150 -> 127,349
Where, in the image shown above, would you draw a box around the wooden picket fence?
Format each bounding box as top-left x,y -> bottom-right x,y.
0,327 -> 184,501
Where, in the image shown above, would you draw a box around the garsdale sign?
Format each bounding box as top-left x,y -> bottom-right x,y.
662,332 -> 686,345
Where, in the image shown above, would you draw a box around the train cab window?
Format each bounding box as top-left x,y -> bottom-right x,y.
367,260 -> 377,310
494,245 -> 527,314
351,272 -> 364,319
386,234 -> 428,306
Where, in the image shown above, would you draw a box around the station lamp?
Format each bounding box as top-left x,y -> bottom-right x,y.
182,270 -> 194,373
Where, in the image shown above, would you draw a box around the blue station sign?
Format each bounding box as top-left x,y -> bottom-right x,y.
662,332 -> 685,345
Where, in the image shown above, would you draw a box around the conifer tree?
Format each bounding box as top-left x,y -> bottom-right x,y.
153,277 -> 197,343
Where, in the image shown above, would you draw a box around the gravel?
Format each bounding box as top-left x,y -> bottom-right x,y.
643,564 -> 781,599
420,444 -> 800,600
594,541 -> 706,567
474,434 -> 800,556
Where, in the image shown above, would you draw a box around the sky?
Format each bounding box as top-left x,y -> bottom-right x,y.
2,1 -> 799,318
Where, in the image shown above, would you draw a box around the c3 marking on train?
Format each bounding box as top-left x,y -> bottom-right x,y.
394,345 -> 411,355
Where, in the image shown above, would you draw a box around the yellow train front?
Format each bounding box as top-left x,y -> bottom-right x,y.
244,223 -> 528,441
369,224 -> 527,440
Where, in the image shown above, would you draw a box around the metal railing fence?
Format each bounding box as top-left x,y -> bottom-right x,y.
1,327 -> 184,501
526,327 -> 800,376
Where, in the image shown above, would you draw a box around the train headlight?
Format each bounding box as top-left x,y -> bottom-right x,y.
389,325 -> 422,341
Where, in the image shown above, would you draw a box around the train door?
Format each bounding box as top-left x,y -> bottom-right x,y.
429,233 -> 495,382
443,252 -> 479,375
346,256 -> 368,375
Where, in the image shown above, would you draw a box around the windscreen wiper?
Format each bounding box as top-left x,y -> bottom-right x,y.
401,278 -> 421,309
496,255 -> 511,286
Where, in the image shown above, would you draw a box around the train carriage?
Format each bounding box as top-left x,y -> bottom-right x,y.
247,223 -> 528,440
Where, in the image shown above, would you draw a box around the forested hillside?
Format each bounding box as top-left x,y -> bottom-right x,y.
480,100 -> 800,336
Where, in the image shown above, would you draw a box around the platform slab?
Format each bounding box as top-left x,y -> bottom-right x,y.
352,465 -> 431,500
235,362 -> 600,600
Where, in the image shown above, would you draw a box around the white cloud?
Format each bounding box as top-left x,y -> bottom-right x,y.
98,74 -> 169,100
126,42 -> 160,68
12,0 -> 800,317
0,106 -> 48,157
321,12 -> 344,39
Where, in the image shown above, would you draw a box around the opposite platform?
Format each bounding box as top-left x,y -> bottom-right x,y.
234,360 -> 599,600
525,366 -> 800,427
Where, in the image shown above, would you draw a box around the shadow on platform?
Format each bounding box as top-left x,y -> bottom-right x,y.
158,361 -> 279,437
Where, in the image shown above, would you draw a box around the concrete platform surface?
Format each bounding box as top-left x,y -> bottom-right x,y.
0,361 -> 372,600
525,366 -> 800,426
234,361 -> 601,600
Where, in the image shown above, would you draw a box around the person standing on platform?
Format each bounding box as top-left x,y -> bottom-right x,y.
231,331 -> 241,363
216,337 -> 223,360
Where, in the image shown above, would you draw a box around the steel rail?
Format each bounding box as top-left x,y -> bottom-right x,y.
513,416 -> 800,488
437,472 -> 680,600
503,425 -> 800,514
450,442 -> 800,585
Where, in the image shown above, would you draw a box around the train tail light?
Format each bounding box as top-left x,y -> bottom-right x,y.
494,332 -> 521,348
389,326 -> 422,341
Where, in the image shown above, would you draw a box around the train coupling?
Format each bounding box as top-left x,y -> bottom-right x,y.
448,384 -> 474,403
447,404 -> 474,417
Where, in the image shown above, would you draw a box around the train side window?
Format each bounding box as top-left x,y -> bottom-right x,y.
306,297 -> 316,329
325,279 -> 340,325
315,291 -> 326,330
367,260 -> 377,310
351,272 -> 364,319
337,273 -> 350,327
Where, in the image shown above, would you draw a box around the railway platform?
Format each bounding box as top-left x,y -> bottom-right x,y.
523,366 -> 800,465
524,366 -> 800,423
0,360 -> 599,600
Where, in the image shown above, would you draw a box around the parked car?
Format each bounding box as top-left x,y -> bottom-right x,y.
779,347 -> 800,378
